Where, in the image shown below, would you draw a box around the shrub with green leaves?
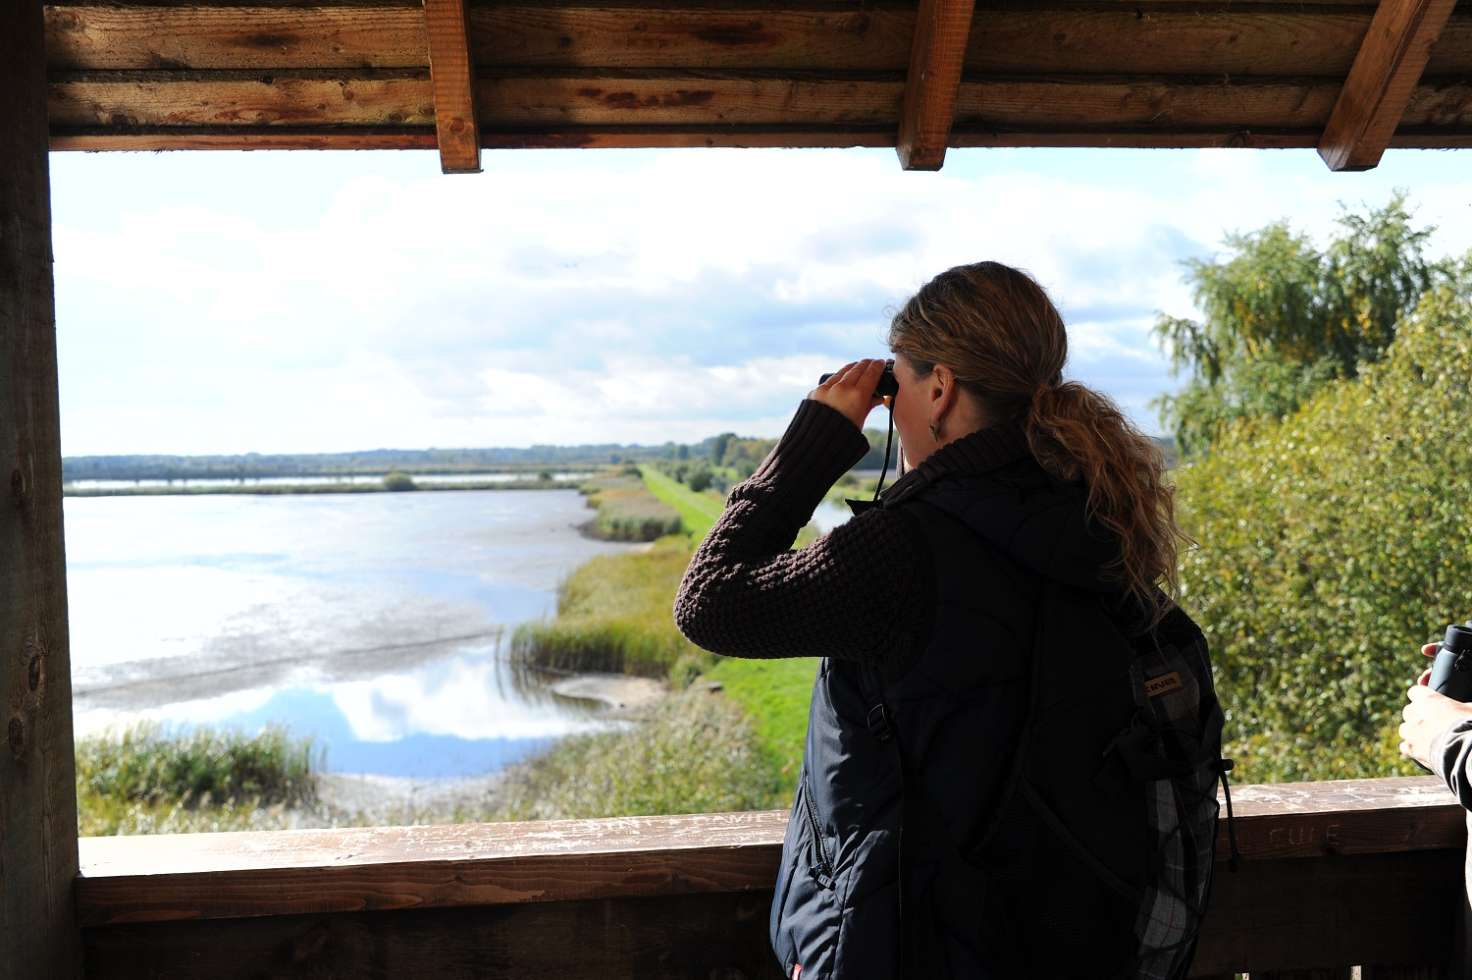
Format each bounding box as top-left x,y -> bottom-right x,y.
1155,194 -> 1452,456
1176,273 -> 1472,782
382,470 -> 417,491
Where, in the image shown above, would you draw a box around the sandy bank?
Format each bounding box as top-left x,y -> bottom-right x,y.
315,771 -> 504,823
550,673 -> 667,714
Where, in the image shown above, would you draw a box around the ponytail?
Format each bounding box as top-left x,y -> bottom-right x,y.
1026,381 -> 1181,617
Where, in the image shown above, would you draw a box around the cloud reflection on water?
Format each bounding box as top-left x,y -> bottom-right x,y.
66,489 -> 640,777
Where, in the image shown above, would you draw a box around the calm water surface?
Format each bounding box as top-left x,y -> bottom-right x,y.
66,490 -> 636,778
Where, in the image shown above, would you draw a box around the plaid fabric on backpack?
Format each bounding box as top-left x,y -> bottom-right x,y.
968,583 -> 1231,979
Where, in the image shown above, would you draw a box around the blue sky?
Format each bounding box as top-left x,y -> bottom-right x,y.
49,146 -> 1472,455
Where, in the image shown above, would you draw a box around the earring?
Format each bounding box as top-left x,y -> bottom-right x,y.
928,422 -> 940,441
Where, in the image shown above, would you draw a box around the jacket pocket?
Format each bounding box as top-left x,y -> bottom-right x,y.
771,777 -> 843,980
801,768 -> 836,889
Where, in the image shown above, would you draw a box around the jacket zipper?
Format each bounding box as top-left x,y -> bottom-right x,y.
801,773 -> 835,888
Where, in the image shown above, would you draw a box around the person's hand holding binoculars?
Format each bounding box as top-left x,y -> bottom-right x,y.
809,359 -> 891,432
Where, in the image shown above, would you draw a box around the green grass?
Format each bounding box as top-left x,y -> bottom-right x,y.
76,724 -> 322,836
488,686 -> 778,820
510,537 -> 707,678
704,657 -> 816,793
638,466 -> 725,541
514,465 -> 826,811
636,467 -> 817,792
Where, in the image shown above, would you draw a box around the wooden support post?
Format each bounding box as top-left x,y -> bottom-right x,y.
1316,0 -> 1459,171
896,0 -> 977,171
423,0 -> 481,174
1,1 -> 82,978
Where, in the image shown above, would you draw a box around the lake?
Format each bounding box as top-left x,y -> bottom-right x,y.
66,489 -> 638,779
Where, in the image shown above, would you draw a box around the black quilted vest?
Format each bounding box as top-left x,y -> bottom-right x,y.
770,450 -> 1125,980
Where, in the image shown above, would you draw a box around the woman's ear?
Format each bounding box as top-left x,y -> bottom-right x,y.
929,364 -> 958,419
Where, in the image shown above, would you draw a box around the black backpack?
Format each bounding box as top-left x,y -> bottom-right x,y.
862,581 -> 1233,979
965,583 -> 1232,979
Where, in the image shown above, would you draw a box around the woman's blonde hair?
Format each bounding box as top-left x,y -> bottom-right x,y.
888,261 -> 1184,616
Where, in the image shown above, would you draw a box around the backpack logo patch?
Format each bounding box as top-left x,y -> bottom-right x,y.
1144,671 -> 1183,698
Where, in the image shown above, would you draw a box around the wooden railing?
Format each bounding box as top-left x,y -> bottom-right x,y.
75,777 -> 1467,979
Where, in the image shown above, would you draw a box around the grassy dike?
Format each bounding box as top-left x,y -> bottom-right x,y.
497,460 -> 790,814
638,467 -> 817,787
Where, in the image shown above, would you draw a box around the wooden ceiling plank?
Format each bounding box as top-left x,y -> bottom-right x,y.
46,70 -> 1472,133
896,0 -> 977,170
1317,0 -> 1460,171
423,0 -> 479,173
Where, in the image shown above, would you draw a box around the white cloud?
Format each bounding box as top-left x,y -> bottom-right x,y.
49,146 -> 1472,453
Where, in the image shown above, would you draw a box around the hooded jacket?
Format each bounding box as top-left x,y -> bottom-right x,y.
675,399 -> 1128,979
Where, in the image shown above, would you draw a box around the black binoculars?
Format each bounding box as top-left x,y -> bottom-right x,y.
1429,621 -> 1472,702
818,361 -> 898,399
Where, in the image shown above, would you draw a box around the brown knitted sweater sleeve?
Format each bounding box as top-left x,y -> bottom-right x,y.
674,399 -> 932,669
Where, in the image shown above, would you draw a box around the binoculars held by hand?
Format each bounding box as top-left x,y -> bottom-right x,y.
819,361 -> 899,399
1430,621 -> 1472,701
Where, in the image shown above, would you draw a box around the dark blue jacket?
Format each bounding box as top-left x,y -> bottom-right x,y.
771,450 -> 1123,979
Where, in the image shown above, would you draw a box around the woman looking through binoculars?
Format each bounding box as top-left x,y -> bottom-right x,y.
675,260 -> 1224,980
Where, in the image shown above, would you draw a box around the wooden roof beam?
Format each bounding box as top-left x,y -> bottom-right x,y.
897,0 -> 977,171
423,0 -> 479,174
1317,0 -> 1459,171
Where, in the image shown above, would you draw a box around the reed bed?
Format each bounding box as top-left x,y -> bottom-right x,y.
578,473 -> 683,542
76,723 -> 322,835
510,537 -> 709,679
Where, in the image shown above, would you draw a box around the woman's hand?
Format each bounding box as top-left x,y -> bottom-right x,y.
1401,642 -> 1472,768
809,359 -> 887,432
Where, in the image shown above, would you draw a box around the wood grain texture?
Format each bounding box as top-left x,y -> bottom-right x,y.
43,3 -> 1472,76
1188,850 -> 1461,976
1318,0 -> 1462,170
76,778 -> 1464,927
424,0 -> 479,172
76,849 -> 1461,980
43,5 -> 428,69
47,124 -> 1472,152
47,69 -> 1472,133
897,0 -> 977,169
0,3 -> 82,978
49,70 -> 436,127
77,810 -> 788,926
81,892 -> 783,980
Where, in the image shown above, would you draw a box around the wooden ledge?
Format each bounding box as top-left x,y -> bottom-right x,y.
76,777 -> 1464,927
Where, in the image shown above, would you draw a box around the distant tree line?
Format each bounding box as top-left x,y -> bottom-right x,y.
63,443 -> 681,483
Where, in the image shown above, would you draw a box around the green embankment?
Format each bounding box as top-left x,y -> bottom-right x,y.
638,466 -> 725,543
508,463 -> 825,812
702,656 -> 814,786
639,465 -> 816,789
509,537 -> 700,678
